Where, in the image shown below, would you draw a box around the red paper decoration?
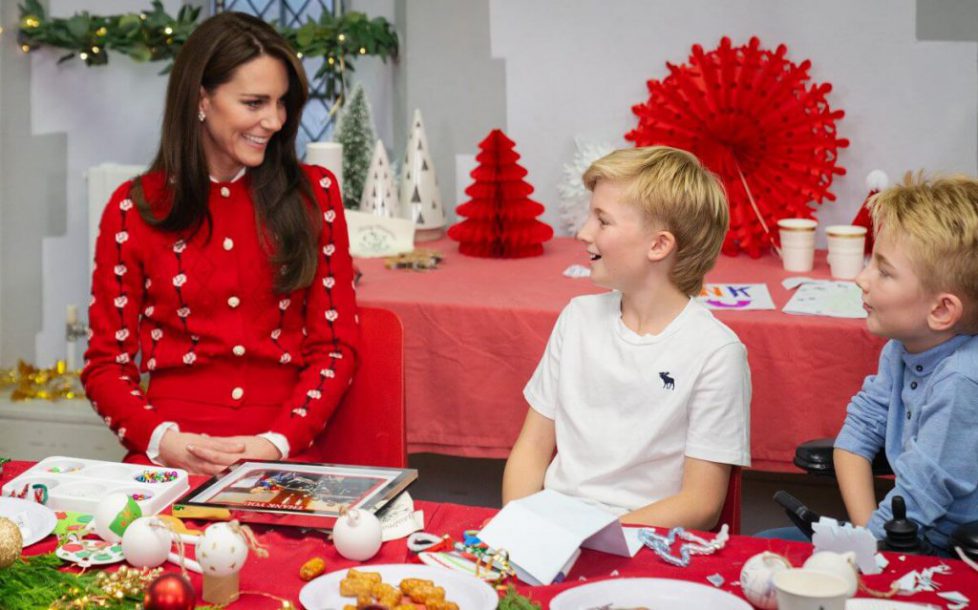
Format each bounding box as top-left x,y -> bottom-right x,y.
626,37 -> 850,257
851,170 -> 889,255
448,129 -> 554,258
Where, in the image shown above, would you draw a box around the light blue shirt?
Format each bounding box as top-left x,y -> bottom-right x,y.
835,334 -> 978,551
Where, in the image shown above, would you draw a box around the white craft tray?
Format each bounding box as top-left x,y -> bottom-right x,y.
0,456 -> 189,516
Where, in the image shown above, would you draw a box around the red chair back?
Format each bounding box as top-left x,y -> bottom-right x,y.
311,307 -> 407,468
716,466 -> 742,534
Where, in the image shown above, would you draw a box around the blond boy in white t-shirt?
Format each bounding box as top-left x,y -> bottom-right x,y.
502,146 -> 751,530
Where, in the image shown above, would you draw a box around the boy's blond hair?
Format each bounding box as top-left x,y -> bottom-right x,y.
583,146 -> 728,295
870,172 -> 978,333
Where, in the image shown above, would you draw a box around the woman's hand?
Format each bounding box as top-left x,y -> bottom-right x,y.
158,430 -> 246,475
224,435 -> 283,461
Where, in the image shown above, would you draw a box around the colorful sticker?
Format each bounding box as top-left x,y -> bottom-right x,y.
108,496 -> 142,538
56,539 -> 124,566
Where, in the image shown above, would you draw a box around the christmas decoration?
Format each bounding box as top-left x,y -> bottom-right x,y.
144,572 -> 195,610
16,0 -> 396,103
121,517 -> 173,568
626,36 -> 849,257
197,521 -> 267,605
332,508 -> 383,561
739,551 -> 792,609
0,359 -> 83,401
0,551 -> 161,610
400,109 -> 446,240
448,130 -> 554,258
334,84 -> 377,207
359,140 -> 399,217
557,138 -> 614,235
851,170 -> 888,255
0,517 -> 23,569
92,492 -> 142,543
803,550 -> 859,597
384,248 -> 443,271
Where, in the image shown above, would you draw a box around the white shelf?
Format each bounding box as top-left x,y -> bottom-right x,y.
0,393 -> 125,462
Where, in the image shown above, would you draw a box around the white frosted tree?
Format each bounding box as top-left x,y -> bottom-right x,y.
399,109 -> 445,240
333,83 -> 376,208
359,140 -> 399,218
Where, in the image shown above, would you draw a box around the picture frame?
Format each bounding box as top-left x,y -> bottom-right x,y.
172,460 -> 417,529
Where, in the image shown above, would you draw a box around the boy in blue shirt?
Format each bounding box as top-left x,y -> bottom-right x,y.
502,146 -> 751,530
833,174 -> 978,553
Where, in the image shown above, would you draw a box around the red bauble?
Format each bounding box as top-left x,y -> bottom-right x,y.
626,36 -> 849,257
144,573 -> 196,610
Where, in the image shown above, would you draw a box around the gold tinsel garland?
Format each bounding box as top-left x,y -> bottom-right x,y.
0,360 -> 84,401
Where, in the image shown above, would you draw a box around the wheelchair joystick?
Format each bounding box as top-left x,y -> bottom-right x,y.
882,495 -> 932,555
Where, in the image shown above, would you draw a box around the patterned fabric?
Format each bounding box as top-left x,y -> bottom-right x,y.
82,165 -> 359,455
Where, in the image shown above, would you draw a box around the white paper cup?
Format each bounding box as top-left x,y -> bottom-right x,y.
778,218 -> 818,272
774,569 -> 850,610
826,224 -> 868,279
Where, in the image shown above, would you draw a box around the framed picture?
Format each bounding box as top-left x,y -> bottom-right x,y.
173,460 -> 417,529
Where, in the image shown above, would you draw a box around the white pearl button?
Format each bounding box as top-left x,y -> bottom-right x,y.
223,237 -> 234,251
220,186 -> 231,198
233,345 -> 246,356
231,387 -> 244,400
227,296 -> 240,308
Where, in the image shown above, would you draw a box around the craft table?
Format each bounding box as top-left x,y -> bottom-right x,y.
355,237 -> 885,472
4,461 -> 973,608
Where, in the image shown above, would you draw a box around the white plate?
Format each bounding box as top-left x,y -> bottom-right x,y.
299,563 -> 498,610
0,496 -> 58,547
847,600 -> 939,610
550,577 -> 753,610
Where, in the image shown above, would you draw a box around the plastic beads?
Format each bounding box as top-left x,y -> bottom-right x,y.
638,524 -> 730,567
134,470 -> 180,483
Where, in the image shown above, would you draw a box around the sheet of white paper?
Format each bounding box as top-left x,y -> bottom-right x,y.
379,492 -> 424,542
345,210 -> 416,257
812,517 -> 879,574
696,283 -> 775,311
783,281 -> 867,319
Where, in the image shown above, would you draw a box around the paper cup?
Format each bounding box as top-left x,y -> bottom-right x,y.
774,569 -> 850,610
826,225 -> 867,279
778,218 -> 818,272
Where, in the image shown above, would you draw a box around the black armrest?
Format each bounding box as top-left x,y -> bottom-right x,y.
794,438 -> 893,477
951,521 -> 978,561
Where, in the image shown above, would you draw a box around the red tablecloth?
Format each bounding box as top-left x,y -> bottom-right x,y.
5,461 -> 974,609
356,237 -> 886,472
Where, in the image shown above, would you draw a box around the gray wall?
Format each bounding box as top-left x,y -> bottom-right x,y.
1,0 -> 977,366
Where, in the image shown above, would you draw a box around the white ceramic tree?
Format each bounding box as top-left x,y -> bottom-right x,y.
359,140 -> 399,218
400,109 -> 445,240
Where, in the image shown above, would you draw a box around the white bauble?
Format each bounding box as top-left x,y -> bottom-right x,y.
93,492 -> 142,543
803,551 -> 858,597
332,508 -> 382,561
122,517 -> 171,568
740,551 -> 792,610
197,522 -> 249,577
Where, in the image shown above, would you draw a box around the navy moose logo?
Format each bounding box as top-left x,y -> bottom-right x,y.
659,371 -> 675,390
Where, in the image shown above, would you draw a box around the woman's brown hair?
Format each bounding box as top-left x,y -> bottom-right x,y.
133,11 -> 321,293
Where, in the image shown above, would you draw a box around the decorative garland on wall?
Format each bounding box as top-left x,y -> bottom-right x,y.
16,0 -> 398,102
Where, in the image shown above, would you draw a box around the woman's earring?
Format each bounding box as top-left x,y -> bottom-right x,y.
198,110 -> 206,123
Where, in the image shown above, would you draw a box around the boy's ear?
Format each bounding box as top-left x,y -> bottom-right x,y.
647,230 -> 677,262
928,292 -> 963,333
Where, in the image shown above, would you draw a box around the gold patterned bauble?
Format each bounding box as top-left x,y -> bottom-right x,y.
0,516 -> 24,568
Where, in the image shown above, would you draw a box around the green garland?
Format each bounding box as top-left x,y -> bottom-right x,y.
17,0 -> 398,101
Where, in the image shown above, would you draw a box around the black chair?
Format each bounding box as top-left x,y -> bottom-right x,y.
793,437 -> 892,477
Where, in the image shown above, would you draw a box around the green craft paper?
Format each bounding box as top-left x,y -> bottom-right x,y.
108,496 -> 142,537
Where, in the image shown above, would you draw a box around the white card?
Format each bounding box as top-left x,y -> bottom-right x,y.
696,283 -> 775,311
345,210 -> 416,258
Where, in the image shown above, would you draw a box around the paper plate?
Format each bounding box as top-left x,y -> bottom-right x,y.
55,538 -> 125,566
299,563 -> 498,610
0,496 -> 58,547
846,600 -> 940,610
550,577 -> 753,610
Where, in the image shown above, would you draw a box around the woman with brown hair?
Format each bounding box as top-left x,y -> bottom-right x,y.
82,12 -> 358,474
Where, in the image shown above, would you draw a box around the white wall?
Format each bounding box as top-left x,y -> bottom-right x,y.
487,0 -> 978,239
32,0 -> 178,365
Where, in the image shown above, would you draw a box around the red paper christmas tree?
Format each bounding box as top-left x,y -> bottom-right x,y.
448,130 -> 554,258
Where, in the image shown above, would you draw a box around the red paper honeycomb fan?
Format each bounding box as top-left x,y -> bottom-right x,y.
448,129 -> 554,258
626,36 -> 850,257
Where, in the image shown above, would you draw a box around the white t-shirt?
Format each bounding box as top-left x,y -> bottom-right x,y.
524,292 -> 751,515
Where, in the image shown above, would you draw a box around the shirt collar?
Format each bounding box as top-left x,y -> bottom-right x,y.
900,334 -> 971,376
209,167 -> 247,184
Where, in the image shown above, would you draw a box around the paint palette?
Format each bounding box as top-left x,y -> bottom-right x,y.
1,456 -> 189,516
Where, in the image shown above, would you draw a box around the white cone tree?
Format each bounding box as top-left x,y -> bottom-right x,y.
359,140 -> 399,217
400,109 -> 446,240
